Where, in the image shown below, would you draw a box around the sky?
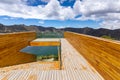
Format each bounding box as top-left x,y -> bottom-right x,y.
0,0 -> 120,29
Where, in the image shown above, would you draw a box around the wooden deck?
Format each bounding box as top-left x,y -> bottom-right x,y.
0,39 -> 104,80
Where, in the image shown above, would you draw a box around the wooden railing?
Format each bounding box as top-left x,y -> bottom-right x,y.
0,32 -> 36,67
64,31 -> 120,80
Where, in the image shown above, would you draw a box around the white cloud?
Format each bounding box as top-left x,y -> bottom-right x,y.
0,0 -> 75,20
38,20 -> 44,24
73,0 -> 120,29
59,0 -> 67,3
57,26 -> 65,29
73,0 -> 81,15
59,7 -> 75,20
76,0 -> 120,16
0,0 -> 22,4
44,0 -> 61,19
41,0 -> 50,3
100,20 -> 120,29
0,0 -> 120,29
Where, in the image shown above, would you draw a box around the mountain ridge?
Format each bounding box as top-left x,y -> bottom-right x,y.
0,23 -> 120,40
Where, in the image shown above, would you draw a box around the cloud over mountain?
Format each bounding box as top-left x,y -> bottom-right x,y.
0,0 -> 120,29
74,0 -> 120,29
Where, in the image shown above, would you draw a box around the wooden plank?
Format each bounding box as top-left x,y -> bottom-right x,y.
64,31 -> 120,80
0,32 -> 36,68
30,41 -> 60,46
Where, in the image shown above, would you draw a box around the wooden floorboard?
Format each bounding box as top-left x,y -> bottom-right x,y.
0,39 -> 104,80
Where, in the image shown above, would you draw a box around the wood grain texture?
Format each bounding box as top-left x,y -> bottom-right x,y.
64,31 -> 120,80
30,41 -> 60,46
0,32 -> 36,68
0,39 -> 104,80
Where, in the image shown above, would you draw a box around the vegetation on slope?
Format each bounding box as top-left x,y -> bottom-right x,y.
37,55 -> 58,61
101,35 -> 115,40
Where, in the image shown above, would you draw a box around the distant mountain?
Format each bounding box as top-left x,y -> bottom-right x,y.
0,23 -> 120,40
0,24 -> 57,33
63,27 -> 120,40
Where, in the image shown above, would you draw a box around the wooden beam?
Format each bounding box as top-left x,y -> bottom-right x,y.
30,41 -> 60,46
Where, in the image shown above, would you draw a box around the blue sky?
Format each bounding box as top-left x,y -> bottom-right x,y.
0,0 -> 120,29
0,16 -> 100,28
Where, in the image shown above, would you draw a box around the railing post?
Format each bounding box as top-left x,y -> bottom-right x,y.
59,39 -> 62,70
